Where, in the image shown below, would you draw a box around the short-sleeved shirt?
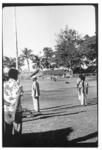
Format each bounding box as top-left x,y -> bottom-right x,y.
4,78 -> 20,112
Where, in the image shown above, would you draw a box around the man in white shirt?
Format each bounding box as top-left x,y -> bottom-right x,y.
31,70 -> 40,113
77,74 -> 88,105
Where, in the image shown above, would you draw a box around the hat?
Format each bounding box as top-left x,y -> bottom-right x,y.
30,69 -> 39,79
31,75 -> 38,79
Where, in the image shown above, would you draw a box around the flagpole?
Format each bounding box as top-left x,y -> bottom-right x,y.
14,7 -> 18,70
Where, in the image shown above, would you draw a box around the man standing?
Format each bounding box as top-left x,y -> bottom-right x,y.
77,74 -> 88,105
3,68 -> 23,136
31,70 -> 40,114
77,74 -> 82,104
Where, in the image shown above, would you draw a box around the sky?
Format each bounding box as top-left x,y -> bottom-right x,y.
3,5 -> 95,58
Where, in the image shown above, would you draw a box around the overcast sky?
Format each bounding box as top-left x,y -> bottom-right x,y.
3,5 -> 95,57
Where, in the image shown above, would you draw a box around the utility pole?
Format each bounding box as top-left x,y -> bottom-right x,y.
14,7 -> 18,70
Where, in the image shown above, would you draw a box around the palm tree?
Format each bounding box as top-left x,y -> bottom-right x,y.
18,56 -> 25,71
3,56 -> 16,68
30,55 -> 43,69
20,48 -> 33,71
3,56 -> 25,71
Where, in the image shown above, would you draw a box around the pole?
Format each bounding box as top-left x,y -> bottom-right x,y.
14,7 -> 18,70
95,5 -> 98,79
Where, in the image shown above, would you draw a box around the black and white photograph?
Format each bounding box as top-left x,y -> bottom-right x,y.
2,2 -> 98,148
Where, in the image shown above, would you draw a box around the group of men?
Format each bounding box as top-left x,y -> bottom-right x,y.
3,68 -> 88,136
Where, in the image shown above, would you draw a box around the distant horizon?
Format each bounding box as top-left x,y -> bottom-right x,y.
3,5 -> 95,58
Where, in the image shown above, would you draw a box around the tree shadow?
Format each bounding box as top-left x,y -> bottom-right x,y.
38,110 -> 85,120
22,110 -> 86,123
3,127 -> 73,147
70,131 -> 98,147
22,108 -> 33,118
40,104 -> 82,113
3,128 -> 98,147
41,104 -> 70,111
22,97 -> 97,122
22,104 -> 83,119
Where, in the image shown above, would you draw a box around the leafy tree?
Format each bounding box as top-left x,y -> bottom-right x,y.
40,57 -> 50,69
18,56 -> 25,70
83,34 -> 90,40
20,48 -> 33,71
3,56 -> 25,70
3,56 -> 16,68
55,26 -> 80,69
43,47 -> 53,59
30,55 -> 43,69
42,47 -> 54,68
79,35 -> 96,61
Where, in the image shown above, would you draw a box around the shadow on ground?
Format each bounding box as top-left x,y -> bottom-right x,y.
3,127 -> 98,147
3,97 -> 98,147
22,110 -> 86,123
21,97 -> 97,122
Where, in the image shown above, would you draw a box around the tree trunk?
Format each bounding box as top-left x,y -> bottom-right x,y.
27,59 -> 30,71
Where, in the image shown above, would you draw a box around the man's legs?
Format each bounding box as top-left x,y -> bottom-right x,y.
33,97 -> 39,112
78,90 -> 81,105
37,98 -> 40,112
80,92 -> 84,105
84,94 -> 87,105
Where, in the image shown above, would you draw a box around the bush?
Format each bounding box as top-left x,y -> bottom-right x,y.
73,66 -> 97,74
73,67 -> 85,74
85,66 -> 96,73
43,69 -> 65,76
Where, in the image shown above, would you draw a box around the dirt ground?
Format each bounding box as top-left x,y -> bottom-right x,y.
4,76 -> 98,147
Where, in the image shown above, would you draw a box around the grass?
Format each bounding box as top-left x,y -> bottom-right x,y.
4,76 -> 98,147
